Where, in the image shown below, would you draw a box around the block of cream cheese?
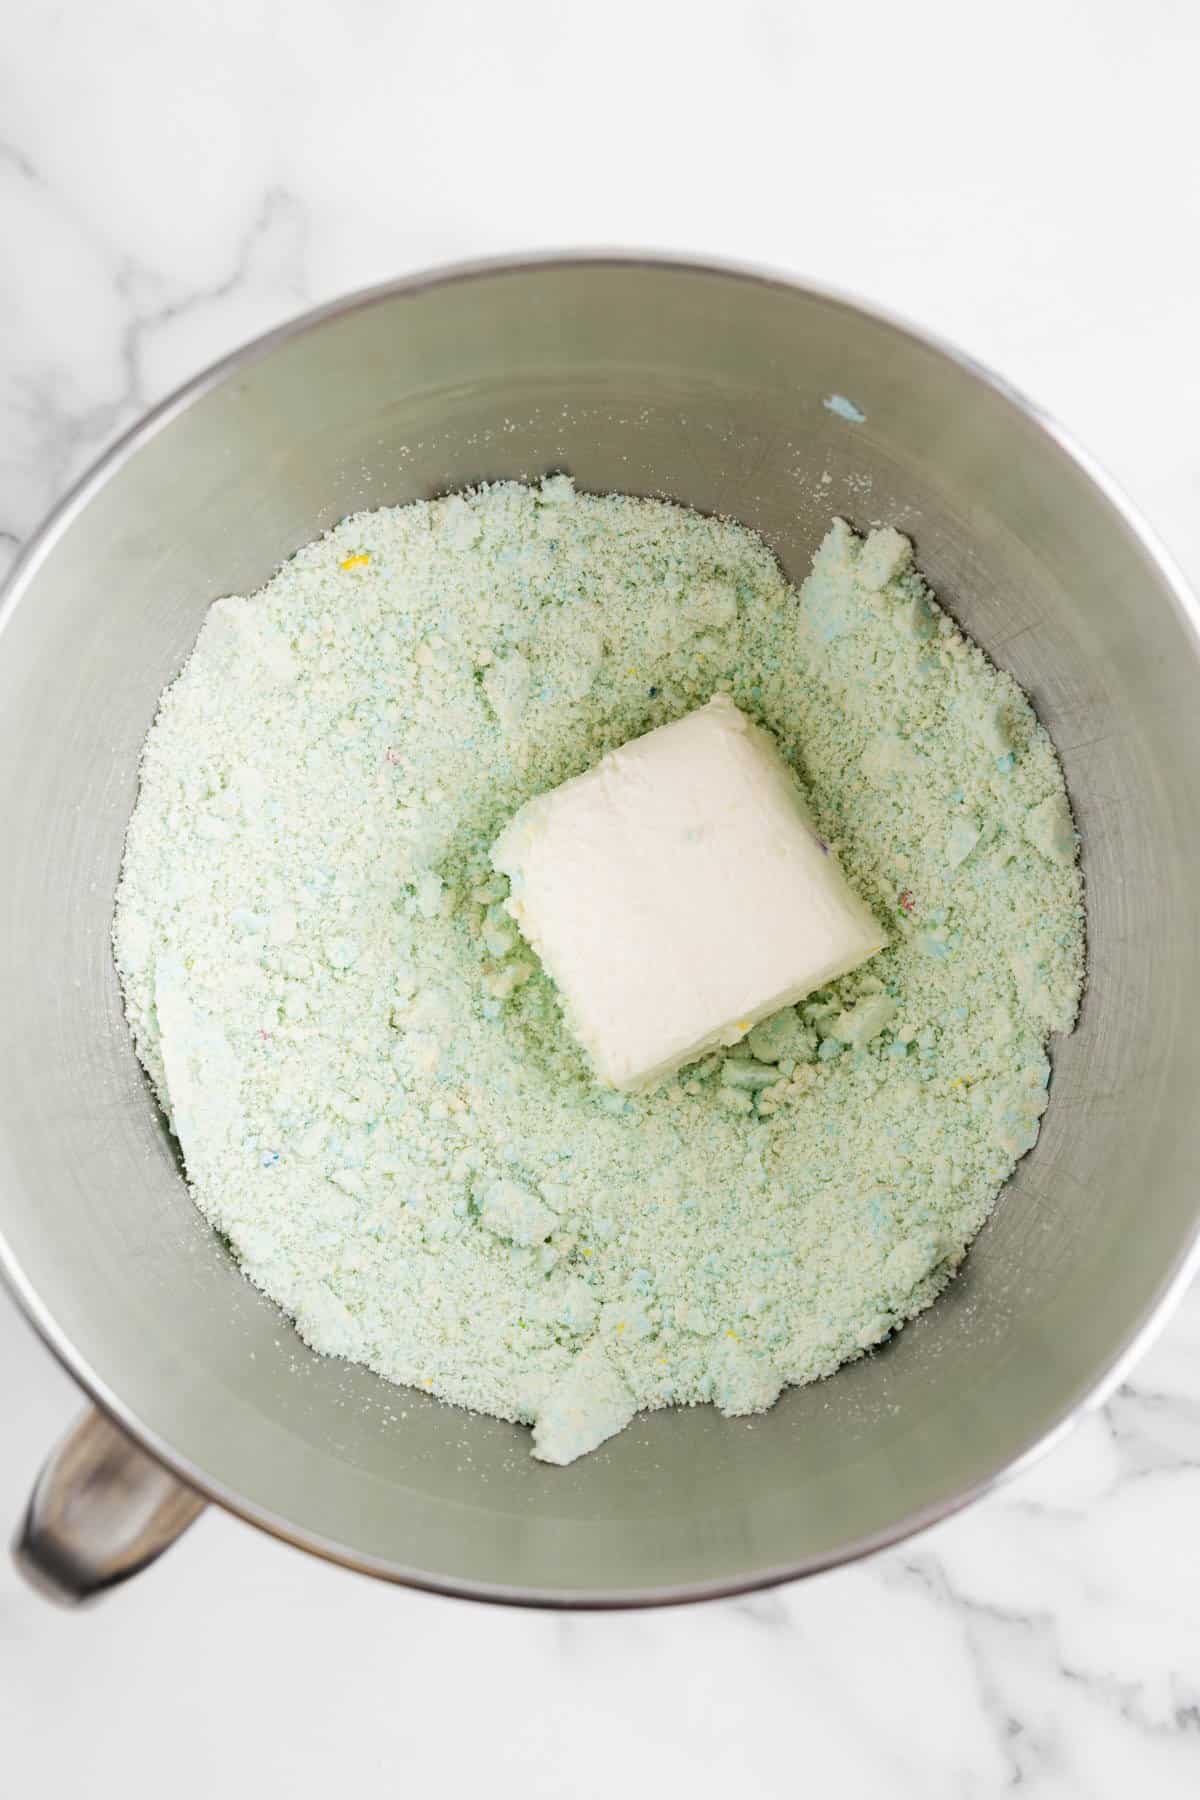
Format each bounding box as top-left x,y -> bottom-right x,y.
491,694 -> 886,1092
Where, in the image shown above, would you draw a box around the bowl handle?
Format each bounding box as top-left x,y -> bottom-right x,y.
11,1407 -> 206,1605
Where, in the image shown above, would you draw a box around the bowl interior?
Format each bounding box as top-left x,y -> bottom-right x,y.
2,261 -> 1199,1601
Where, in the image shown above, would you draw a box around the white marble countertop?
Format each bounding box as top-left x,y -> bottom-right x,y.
3,2 -> 1200,1792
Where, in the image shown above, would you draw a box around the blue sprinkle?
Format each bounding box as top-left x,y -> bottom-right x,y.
996,751 -> 1015,773
823,393 -> 866,424
260,1149 -> 280,1168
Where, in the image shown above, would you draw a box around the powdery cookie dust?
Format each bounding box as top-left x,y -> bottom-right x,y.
114,480 -> 1084,1464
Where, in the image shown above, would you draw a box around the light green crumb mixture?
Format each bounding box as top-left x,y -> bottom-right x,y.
114,479 -> 1084,1464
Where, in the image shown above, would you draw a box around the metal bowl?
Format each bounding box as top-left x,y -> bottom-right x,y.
3,256 -> 1199,1607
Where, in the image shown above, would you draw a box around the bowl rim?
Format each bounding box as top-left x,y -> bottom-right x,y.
3,249 -> 1200,1609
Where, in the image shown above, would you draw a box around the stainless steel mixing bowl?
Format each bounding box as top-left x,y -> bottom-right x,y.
3,255 -> 1199,1608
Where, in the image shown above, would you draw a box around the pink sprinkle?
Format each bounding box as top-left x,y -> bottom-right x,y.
898,890 -> 915,915
385,747 -> 401,765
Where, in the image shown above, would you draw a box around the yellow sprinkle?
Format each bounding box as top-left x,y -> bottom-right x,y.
735,1019 -> 751,1032
726,1329 -> 739,1340
340,553 -> 370,570
616,1321 -> 626,1333
582,1247 -> 593,1257
951,1077 -> 965,1088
